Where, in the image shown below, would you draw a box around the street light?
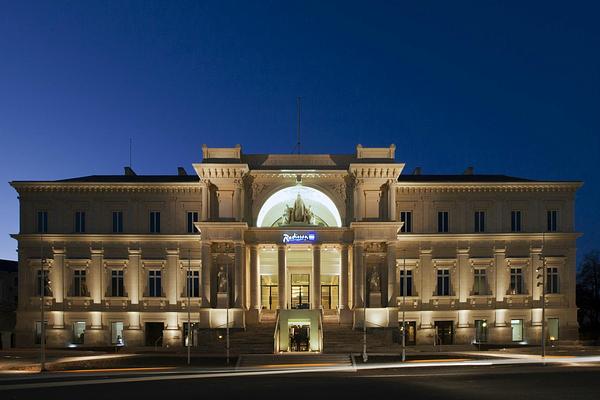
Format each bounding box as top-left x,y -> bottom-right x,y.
401,250 -> 406,362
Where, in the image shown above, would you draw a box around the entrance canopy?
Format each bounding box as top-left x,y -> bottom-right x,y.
256,186 -> 342,228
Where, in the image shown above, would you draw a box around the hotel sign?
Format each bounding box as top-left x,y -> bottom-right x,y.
282,232 -> 316,244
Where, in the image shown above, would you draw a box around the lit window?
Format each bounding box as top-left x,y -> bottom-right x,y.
111,322 -> 124,345
73,321 -> 86,344
511,319 -> 523,342
186,270 -> 200,297
35,269 -> 52,297
473,268 -> 488,295
72,269 -> 88,297
547,318 -> 559,341
475,319 -> 488,343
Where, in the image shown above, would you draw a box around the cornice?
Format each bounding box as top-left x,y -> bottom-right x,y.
349,163 -> 404,181
10,182 -> 202,193
11,234 -> 203,243
396,181 -> 582,193
192,163 -> 249,181
249,170 -> 348,179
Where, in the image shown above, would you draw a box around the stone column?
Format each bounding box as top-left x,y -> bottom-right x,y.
90,248 -> 104,304
234,243 -> 244,308
249,245 -> 259,310
127,248 -> 141,305
388,181 -> 396,221
278,245 -> 286,309
312,245 -> 321,309
52,247 -> 66,304
340,245 -> 349,309
201,183 -> 209,221
386,243 -> 397,307
201,242 -> 212,307
353,243 -> 364,307
165,249 -> 179,305
354,180 -> 364,221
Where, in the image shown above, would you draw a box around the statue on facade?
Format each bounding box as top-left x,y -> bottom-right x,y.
369,267 -> 380,292
282,193 -> 315,225
217,266 -> 228,293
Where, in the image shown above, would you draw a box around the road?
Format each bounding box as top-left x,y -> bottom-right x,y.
1,361 -> 599,400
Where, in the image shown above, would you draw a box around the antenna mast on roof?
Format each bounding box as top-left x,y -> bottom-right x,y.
129,138 -> 132,168
293,96 -> 301,154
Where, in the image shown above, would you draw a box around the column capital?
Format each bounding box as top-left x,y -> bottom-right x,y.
165,248 -> 180,256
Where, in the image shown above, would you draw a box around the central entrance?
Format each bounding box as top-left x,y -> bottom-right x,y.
289,322 -> 310,351
291,273 -> 310,309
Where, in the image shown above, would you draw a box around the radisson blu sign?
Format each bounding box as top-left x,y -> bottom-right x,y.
282,232 -> 317,244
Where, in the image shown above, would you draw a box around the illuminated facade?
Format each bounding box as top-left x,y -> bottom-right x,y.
11,144 -> 581,350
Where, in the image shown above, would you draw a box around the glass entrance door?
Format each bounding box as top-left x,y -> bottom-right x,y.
289,324 -> 310,352
321,275 -> 339,309
290,274 -> 310,309
260,275 -> 279,310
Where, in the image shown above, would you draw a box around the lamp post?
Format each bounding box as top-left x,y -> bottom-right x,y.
226,265 -> 230,366
362,256 -> 367,363
401,250 -> 406,362
39,236 -> 46,372
187,249 -> 191,366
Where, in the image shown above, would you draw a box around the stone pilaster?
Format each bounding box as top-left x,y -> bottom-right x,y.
52,247 -> 66,304
249,245 -> 259,310
90,247 -> 104,304
201,242 -> 212,307
127,247 -> 141,305
234,243 -> 244,308
386,242 -> 396,307
278,245 -> 286,309
457,247 -> 470,304
353,243 -> 364,307
340,245 -> 349,309
165,248 -> 179,305
312,245 -> 321,309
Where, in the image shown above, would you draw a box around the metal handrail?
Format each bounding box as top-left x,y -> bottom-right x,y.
318,308 -> 324,353
154,335 -> 163,351
273,310 -> 280,353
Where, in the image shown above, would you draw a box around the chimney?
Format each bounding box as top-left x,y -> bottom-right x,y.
124,166 -> 136,176
177,167 -> 187,176
464,166 -> 474,175
412,167 -> 422,175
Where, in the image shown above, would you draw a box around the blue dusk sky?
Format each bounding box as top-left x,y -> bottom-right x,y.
0,1 -> 598,263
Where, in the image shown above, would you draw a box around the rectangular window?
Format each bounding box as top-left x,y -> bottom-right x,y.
399,211 -> 412,233
112,211 -> 123,233
73,269 -> 88,297
511,319 -> 524,342
546,267 -> 560,294
436,269 -> 450,296
36,269 -> 52,297
547,318 -> 559,341
547,210 -> 558,232
111,321 -> 124,345
473,268 -> 488,295
509,267 -> 524,295
111,270 -> 125,297
437,211 -> 449,233
186,270 -> 200,297
149,211 -> 161,233
37,211 -> 48,233
73,321 -> 86,344
148,270 -> 162,297
475,319 -> 488,343
511,210 -> 522,232
474,211 -> 485,233
399,269 -> 413,296
187,211 -> 199,233
321,275 -> 339,310
75,211 -> 86,233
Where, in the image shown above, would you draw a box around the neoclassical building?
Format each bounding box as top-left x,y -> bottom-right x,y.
10,144 -> 581,350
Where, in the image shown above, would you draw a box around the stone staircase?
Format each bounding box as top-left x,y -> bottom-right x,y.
237,353 -> 353,369
194,323 -> 275,354
323,323 -> 400,353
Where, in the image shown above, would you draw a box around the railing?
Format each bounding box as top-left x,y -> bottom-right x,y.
273,310 -> 280,353
318,308 -> 324,353
154,335 -> 163,351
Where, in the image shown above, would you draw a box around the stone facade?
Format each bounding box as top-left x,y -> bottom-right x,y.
10,144 -> 581,348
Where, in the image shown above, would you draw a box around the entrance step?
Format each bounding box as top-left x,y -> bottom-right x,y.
237,353 -> 353,369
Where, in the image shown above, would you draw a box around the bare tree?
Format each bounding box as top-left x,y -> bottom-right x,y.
577,251 -> 600,340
